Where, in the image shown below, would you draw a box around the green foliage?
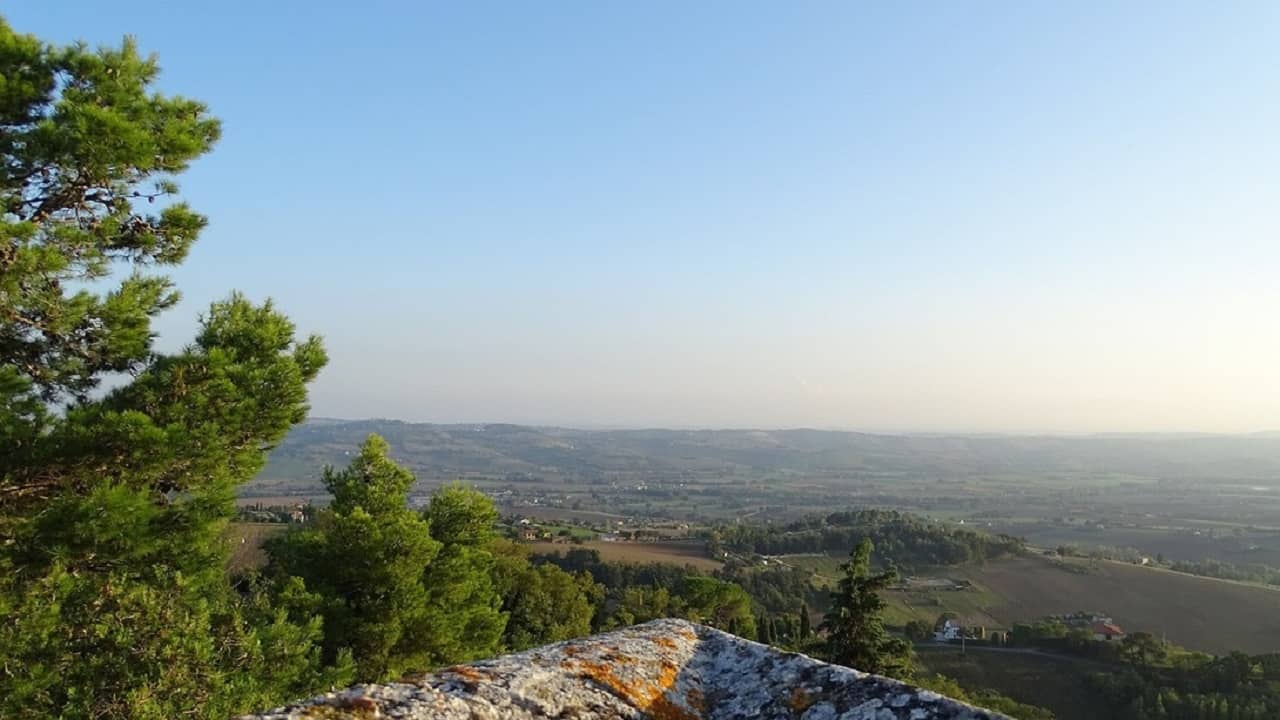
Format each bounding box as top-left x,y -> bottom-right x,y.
492,543 -> 600,651
798,602 -> 812,639
532,549 -> 762,639
268,440 -> 507,680
0,18 -> 334,718
916,674 -> 1056,720
1118,631 -> 1168,668
1167,558 -> 1280,586
903,619 -> 934,642
1088,647 -> 1280,720
0,18 -> 219,414
819,539 -> 914,679
605,584 -> 683,628
680,576 -> 756,638
1008,620 -> 1069,646
757,615 -> 774,644
418,484 -> 506,663
426,482 -> 499,545
715,509 -> 1024,568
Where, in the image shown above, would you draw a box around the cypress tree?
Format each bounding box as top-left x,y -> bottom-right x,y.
819,539 -> 914,678
759,615 -> 774,644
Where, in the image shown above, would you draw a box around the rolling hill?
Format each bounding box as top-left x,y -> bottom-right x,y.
252,419 -> 1280,492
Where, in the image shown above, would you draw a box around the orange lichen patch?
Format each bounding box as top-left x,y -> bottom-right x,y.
596,648 -> 637,665
566,658 -> 701,720
652,635 -> 679,650
788,687 -> 814,713
302,695 -> 379,719
442,661 -> 496,691
648,694 -> 703,720
563,645 -> 581,656
443,665 -> 492,684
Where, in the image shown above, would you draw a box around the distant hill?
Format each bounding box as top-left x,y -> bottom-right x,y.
251,419 -> 1280,492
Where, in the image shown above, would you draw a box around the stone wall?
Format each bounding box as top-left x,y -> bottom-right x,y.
246,619 -> 1008,719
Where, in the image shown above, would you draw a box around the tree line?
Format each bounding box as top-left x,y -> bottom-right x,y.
709,508 -> 1024,567
1086,641 -> 1280,720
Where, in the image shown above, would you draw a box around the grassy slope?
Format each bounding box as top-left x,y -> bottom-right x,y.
799,551 -> 1280,654
947,555 -> 1280,655
527,539 -> 723,571
227,522 -> 286,573
917,646 -> 1109,720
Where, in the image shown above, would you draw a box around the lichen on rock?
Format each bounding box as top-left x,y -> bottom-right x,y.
245,619 -> 1009,719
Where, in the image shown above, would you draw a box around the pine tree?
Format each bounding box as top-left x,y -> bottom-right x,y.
492,542 -> 599,652
0,17 -> 339,718
680,576 -> 757,638
819,539 -> 914,678
417,483 -> 506,662
799,602 -> 813,639
268,436 -> 443,680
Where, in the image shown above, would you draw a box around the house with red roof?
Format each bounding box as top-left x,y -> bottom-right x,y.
1091,621 -> 1126,641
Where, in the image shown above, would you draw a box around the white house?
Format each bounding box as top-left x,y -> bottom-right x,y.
934,619 -> 963,642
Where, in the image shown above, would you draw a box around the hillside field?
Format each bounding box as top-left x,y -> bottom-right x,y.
946,555 -> 1280,655
527,539 -> 722,571
795,552 -> 1280,654
917,646 -> 1109,720
227,522 -> 286,572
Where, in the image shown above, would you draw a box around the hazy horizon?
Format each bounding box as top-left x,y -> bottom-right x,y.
12,3 -> 1279,434
305,415 -> 1280,438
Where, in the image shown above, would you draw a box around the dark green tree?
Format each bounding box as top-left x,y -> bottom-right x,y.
799,602 -> 813,639
269,460 -> 512,680
903,619 -> 934,642
819,539 -> 913,678
1119,632 -> 1168,668
417,483 -> 506,662
268,436 -> 443,680
492,542 -> 599,651
680,576 -> 757,638
0,17 -> 341,718
758,615 -> 774,644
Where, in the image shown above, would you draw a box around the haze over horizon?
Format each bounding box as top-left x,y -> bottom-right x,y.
11,2 -> 1279,434
304,416 -> 1280,439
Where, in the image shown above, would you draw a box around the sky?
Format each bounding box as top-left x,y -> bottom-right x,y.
8,2 -> 1280,433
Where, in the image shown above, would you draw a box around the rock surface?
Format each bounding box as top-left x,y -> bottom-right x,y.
246,619 -> 1009,719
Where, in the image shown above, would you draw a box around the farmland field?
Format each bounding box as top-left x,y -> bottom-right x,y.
528,539 -> 722,571
988,520 -> 1280,566
227,522 -> 286,572
949,555 -> 1280,655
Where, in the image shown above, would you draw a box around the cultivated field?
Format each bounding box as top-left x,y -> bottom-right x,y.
227,522 -> 286,572
528,539 -> 722,571
951,555 -> 1280,655
989,520 -> 1280,566
503,506 -> 629,525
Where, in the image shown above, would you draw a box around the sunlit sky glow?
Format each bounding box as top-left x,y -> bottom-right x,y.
11,2 -> 1280,432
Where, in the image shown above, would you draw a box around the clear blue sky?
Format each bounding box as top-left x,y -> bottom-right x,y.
9,2 -> 1279,432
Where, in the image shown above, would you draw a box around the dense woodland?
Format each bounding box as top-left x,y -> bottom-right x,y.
711,509 -> 1025,567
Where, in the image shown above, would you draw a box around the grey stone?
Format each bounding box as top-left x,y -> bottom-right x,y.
245,619 -> 1009,719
